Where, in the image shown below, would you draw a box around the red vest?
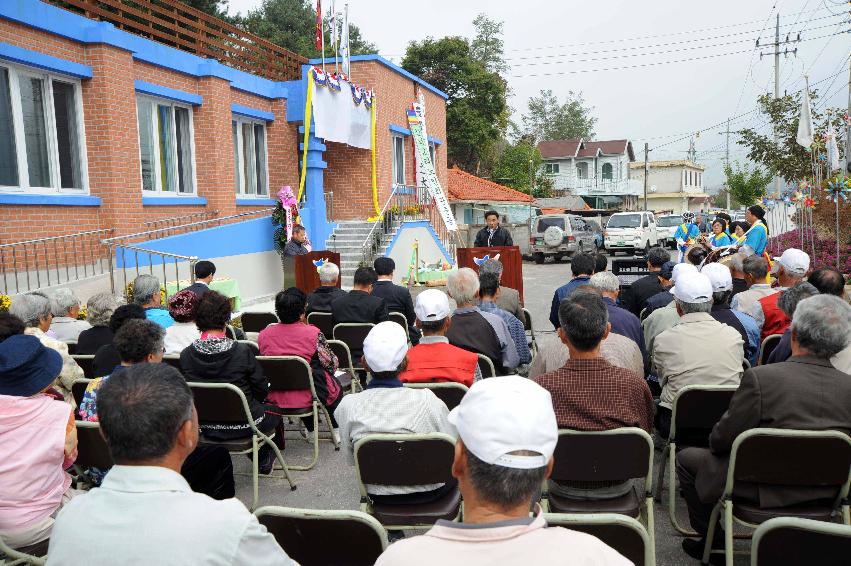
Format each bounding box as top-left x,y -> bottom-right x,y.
758,292 -> 791,341
400,342 -> 479,387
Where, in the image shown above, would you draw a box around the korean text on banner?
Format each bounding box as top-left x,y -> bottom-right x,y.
407,103 -> 457,231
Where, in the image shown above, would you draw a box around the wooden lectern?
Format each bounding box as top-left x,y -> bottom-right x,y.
282,251 -> 342,294
456,246 -> 524,304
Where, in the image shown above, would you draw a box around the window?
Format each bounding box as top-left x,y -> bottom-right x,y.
136,95 -> 196,195
232,117 -> 268,197
576,162 -> 589,179
544,163 -> 560,174
0,63 -> 88,193
391,134 -> 405,186
601,162 -> 613,180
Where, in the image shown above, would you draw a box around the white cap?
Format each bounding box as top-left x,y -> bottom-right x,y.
448,376 -> 557,469
362,321 -> 408,372
672,271 -> 713,303
772,248 -> 810,276
414,289 -> 451,322
702,263 -> 733,292
668,263 -> 698,295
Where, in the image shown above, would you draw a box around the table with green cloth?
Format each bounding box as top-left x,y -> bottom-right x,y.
165,278 -> 242,311
402,268 -> 457,286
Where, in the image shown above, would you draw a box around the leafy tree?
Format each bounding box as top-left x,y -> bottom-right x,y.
402,37 -> 509,173
522,89 -> 597,142
738,91 -> 846,185
178,0 -> 230,19
491,140 -> 554,198
470,14 -> 507,76
723,162 -> 773,207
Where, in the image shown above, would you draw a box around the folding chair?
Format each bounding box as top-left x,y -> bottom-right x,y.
476,353 -> 496,378
543,428 -> 655,558
639,308 -> 650,322
751,517 -> 851,566
255,506 -> 388,566
545,513 -> 655,566
757,333 -> 783,366
403,381 -> 468,410
188,381 -> 296,510
241,312 -> 278,333
332,323 -> 374,364
72,420 -> 114,488
653,385 -> 737,536
306,312 -> 334,338
0,537 -> 47,566
237,340 -> 260,355
71,378 -> 92,410
71,354 -> 95,380
388,311 -> 410,342
327,339 -> 362,392
65,340 -> 77,355
161,355 -> 182,372
522,308 -> 537,355
703,428 -> 851,566
354,433 -> 462,530
256,356 -> 340,471
742,358 -> 752,371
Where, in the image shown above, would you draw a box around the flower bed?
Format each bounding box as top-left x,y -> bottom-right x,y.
768,229 -> 851,274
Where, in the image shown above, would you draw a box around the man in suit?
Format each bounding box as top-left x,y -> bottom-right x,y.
331,267 -> 389,360
479,258 -> 524,322
185,260 -> 215,298
306,262 -> 346,314
619,247 -> 671,317
372,257 -> 420,344
474,210 -> 513,248
676,294 -> 851,561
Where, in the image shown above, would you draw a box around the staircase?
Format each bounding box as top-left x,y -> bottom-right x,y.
325,220 -> 402,286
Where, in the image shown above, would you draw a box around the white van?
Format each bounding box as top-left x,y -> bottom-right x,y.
604,211 -> 660,255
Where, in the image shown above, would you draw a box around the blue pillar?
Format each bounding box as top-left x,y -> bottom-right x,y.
298,127 -> 335,249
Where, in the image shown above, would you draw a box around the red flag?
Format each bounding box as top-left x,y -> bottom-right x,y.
315,0 -> 322,51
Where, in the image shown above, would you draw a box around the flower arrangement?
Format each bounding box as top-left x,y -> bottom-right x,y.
76,306 -> 87,321
0,294 -> 10,313
769,229 -> 851,274
123,282 -> 167,306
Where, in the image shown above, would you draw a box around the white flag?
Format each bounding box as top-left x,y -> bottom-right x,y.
329,0 -> 338,54
825,125 -> 841,172
796,88 -> 814,148
340,4 -> 350,76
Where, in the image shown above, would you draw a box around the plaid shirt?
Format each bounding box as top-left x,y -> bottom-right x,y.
478,300 -> 532,365
533,357 -> 654,433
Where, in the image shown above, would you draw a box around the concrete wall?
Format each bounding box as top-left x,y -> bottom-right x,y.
384,221 -> 453,285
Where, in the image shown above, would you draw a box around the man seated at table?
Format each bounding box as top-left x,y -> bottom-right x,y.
283,224 -> 309,256
306,262 -> 346,314
184,260 -> 215,299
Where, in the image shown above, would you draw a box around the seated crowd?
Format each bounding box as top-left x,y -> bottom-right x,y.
1,243 -> 850,565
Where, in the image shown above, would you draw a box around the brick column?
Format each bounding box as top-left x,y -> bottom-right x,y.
195,76 -> 236,216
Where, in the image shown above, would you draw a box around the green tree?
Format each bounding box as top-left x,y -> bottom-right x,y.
491,140 -> 554,198
178,0 -> 230,19
470,14 -> 506,76
402,37 -> 509,173
723,162 -> 773,207
522,89 -> 597,142
738,91 -> 846,185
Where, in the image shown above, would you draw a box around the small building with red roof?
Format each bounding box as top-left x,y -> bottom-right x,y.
447,167 -> 536,226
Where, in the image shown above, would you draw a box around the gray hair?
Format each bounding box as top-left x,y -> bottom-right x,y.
447,267 -> 479,307
792,295 -> 851,358
86,292 -> 122,326
464,445 -> 547,509
589,271 -> 620,294
777,282 -> 819,318
479,258 -> 504,279
675,298 -> 713,315
742,255 -> 768,279
132,274 -> 161,306
49,288 -> 80,317
318,262 -> 340,285
728,252 -> 747,273
712,290 -> 732,305
10,293 -> 53,328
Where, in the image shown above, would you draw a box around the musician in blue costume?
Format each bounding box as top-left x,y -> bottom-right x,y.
674,211 -> 700,263
708,218 -> 733,248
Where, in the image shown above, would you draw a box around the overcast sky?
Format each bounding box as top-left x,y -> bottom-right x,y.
228,0 -> 850,190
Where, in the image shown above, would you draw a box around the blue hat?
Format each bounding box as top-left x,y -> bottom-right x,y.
0,335 -> 63,397
659,261 -> 676,280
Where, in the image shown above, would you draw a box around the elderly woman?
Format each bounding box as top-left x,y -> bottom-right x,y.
48,288 -> 92,343
132,274 -> 174,329
0,324 -> 79,551
9,293 -> 84,403
164,289 -> 201,355
75,293 -> 121,355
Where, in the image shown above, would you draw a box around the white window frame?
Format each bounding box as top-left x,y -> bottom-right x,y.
391,134 -> 406,187
545,163 -> 560,175
232,115 -> 269,198
135,94 -> 198,196
0,61 -> 89,194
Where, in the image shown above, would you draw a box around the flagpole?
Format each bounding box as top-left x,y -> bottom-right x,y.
343,4 -> 350,80
333,0 -> 339,74
321,4 -> 326,74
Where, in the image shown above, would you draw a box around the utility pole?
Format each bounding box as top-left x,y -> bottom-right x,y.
725,119 -> 730,210
643,142 -> 649,211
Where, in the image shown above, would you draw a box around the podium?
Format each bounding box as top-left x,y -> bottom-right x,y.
282,251 -> 342,294
456,246 -> 524,304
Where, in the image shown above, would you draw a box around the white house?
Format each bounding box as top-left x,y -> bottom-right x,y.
538,139 -> 641,209
628,160 -> 711,214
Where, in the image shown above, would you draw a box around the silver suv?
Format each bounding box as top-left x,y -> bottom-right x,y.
530,214 -> 598,264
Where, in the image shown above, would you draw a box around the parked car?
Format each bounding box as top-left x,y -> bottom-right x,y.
604,211 -> 660,256
656,214 -> 681,249
529,214 -> 597,264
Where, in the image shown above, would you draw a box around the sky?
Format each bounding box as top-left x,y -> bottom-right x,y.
227,0 -> 851,191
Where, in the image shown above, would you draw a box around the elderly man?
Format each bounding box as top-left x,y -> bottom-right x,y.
589,271 -> 646,355
75,293 -> 121,355
399,289 -> 481,386
283,224 -> 309,256
528,329 -> 644,380
652,271 -> 743,438
727,251 -> 751,297
479,258 -> 523,321
643,263 -> 698,356
702,263 -> 757,366
446,268 -> 519,375
676,295 -> 851,561
549,252 -> 595,329
9,292 -> 84,403
478,273 -> 531,366
132,274 -> 174,329
375,376 -> 631,565
46,364 -> 294,565
763,282 -> 820,365
619,246 -> 671,316
306,262 -> 346,314
750,248 -> 809,340
730,255 -> 774,314
49,288 -> 92,342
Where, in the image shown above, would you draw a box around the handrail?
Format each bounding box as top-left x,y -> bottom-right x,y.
144,210 -> 219,234
0,229 -> 113,248
359,188 -> 399,265
111,244 -> 198,301
103,207 -> 273,244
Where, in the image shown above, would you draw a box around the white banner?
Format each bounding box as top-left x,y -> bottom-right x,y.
311,72 -> 371,149
408,103 -> 456,231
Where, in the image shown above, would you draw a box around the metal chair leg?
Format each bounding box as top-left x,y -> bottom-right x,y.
724,503 -> 734,566
251,435 -> 259,512
654,441 -> 669,502
645,495 -> 656,562
264,433 -> 296,491
668,443 -> 700,537
287,409 -> 320,471
702,500 -> 723,565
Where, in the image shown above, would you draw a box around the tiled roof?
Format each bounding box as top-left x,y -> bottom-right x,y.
447,167 -> 535,203
539,139 -> 634,161
538,139 -> 583,159
629,160 -> 705,171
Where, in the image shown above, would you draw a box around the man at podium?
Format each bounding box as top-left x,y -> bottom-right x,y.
474,210 -> 513,248
283,224 -> 309,256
